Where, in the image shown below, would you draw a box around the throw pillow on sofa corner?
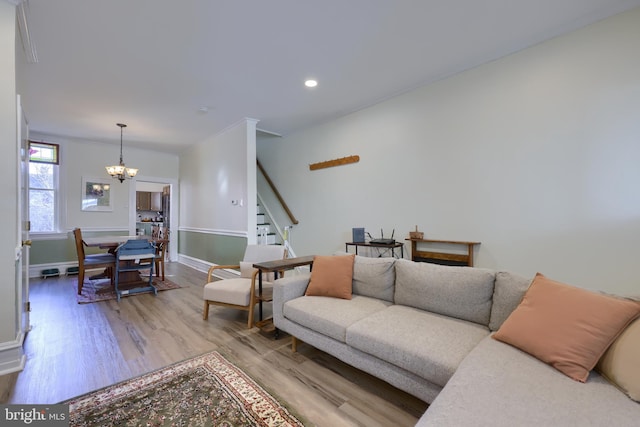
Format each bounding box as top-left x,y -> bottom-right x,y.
305,254 -> 355,299
493,272 -> 640,383
596,315 -> 640,402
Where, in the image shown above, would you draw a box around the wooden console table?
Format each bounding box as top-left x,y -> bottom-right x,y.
406,239 -> 480,267
253,255 -> 315,334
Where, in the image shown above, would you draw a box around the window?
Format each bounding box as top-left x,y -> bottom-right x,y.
29,141 -> 60,233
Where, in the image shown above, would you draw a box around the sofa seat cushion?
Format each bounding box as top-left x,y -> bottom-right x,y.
283,295 -> 392,342
346,305 -> 489,387
417,335 -> 640,427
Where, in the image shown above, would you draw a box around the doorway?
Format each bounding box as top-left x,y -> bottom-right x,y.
130,177 -> 178,262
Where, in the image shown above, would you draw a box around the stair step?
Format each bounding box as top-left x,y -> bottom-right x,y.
257,233 -> 277,245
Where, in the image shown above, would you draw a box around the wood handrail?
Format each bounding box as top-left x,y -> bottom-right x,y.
257,159 -> 299,225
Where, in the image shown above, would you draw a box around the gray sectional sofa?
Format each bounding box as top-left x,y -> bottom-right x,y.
272,256 -> 640,426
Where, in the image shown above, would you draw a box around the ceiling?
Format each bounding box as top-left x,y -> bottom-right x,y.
16,0 -> 640,153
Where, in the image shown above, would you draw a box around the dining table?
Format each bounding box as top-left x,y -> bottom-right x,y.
83,235 -> 168,290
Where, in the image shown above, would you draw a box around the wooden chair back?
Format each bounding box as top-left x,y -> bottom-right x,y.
73,228 -> 87,266
72,228 -> 115,295
151,226 -> 169,280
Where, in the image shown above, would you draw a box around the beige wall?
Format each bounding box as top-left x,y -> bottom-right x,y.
258,8 -> 640,296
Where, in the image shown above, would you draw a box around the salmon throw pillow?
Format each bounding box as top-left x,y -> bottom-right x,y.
493,273 -> 640,382
305,254 -> 355,300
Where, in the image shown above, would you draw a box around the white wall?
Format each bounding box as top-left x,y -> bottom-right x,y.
180,118 -> 257,237
258,8 -> 640,296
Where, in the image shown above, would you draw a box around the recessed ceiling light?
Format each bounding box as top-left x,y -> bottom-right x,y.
304,79 -> 318,88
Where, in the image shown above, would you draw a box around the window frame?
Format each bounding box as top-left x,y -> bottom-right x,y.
28,141 -> 61,235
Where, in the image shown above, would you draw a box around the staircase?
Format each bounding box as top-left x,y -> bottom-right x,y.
256,202 -> 278,245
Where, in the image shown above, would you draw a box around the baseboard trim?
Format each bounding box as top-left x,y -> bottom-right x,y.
178,254 -> 240,280
0,334 -> 26,377
29,261 -> 78,279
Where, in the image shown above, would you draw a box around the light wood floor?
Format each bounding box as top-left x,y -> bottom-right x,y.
4,262 -> 427,426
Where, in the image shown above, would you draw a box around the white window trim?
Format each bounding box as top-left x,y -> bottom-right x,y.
29,141 -> 65,236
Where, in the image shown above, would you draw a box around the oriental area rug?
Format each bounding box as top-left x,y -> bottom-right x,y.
64,351 -> 305,426
75,276 -> 181,304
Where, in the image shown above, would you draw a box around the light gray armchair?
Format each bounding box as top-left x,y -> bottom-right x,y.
203,244 -> 287,328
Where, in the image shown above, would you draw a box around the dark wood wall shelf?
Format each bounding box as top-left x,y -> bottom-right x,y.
406,239 -> 480,267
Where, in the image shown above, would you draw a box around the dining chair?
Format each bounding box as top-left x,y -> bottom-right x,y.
73,228 -> 116,295
203,244 -> 287,328
151,225 -> 169,281
114,239 -> 157,301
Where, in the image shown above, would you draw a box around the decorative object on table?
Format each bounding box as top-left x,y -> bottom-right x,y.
309,154 -> 359,170
63,351 -> 305,427
81,176 -> 113,211
75,276 -> 181,304
352,227 -> 365,243
105,123 -> 138,182
114,239 -> 157,301
409,225 -> 424,240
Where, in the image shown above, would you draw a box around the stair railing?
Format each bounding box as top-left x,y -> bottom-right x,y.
257,160 -> 298,225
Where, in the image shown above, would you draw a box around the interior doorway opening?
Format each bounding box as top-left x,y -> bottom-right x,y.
132,178 -> 177,262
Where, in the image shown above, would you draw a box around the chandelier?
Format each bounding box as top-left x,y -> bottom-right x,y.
106,123 -> 138,182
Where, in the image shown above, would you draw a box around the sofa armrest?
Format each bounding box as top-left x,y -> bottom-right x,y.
273,272 -> 311,326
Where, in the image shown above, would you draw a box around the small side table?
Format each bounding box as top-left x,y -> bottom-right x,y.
253,255 -> 315,334
345,241 -> 404,259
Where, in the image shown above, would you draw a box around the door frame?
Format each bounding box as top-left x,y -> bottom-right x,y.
129,175 -> 178,262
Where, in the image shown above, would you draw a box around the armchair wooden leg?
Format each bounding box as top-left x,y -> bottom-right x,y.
247,303 -> 255,329
203,301 -> 209,320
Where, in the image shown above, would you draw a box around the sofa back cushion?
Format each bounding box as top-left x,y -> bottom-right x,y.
488,271 -> 532,331
352,255 -> 396,302
395,259 -> 496,326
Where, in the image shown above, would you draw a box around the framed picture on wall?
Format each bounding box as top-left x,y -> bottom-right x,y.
81,176 -> 113,211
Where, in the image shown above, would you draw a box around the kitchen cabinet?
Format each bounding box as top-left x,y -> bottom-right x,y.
151,192 -> 162,211
136,191 -> 162,211
136,191 -> 151,210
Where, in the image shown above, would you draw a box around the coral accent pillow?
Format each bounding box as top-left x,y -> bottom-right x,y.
305,254 -> 355,300
493,273 -> 640,382
596,317 -> 640,401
